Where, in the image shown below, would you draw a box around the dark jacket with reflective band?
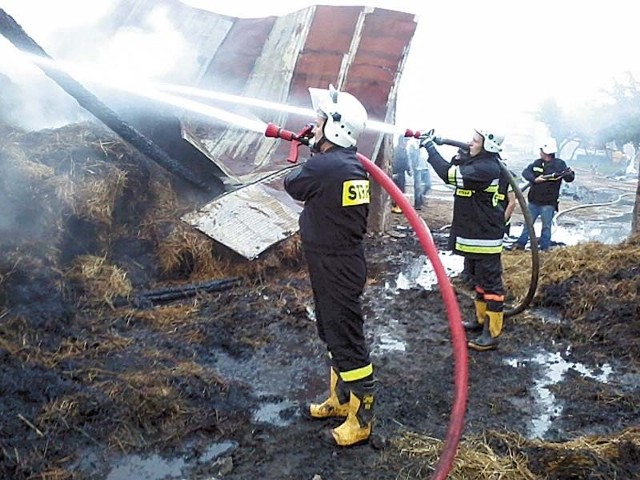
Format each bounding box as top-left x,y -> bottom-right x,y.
522,157 -> 575,206
284,146 -> 369,254
425,143 -> 504,256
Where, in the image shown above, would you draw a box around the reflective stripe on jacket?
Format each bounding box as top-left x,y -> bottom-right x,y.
425,143 -> 505,256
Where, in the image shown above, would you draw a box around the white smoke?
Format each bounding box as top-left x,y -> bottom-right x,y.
0,0 -> 196,131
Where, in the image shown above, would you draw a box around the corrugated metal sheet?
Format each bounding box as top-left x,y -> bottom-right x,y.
106,0 -> 417,259
181,169 -> 302,260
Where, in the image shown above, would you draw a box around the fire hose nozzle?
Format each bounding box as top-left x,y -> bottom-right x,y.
264,122 -> 313,163
265,122 -> 295,141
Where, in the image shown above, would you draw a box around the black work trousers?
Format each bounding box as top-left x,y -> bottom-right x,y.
304,246 -> 370,375
466,254 -> 504,312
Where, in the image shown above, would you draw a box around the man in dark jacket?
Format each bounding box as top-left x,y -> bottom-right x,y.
512,139 -> 575,251
420,129 -> 506,351
284,84 -> 374,447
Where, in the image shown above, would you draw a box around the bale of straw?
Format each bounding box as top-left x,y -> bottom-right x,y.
66,255 -> 132,307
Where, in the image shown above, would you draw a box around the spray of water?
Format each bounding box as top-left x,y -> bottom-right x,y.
151,82 -> 401,135
19,51 -> 406,136
152,82 -> 405,135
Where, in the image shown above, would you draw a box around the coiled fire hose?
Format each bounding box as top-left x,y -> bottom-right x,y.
265,123 -> 467,480
404,131 -> 540,318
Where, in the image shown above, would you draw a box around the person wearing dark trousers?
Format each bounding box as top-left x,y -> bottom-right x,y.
512,139 -> 575,251
284,84 -> 375,446
420,129 -> 506,351
391,136 -> 410,213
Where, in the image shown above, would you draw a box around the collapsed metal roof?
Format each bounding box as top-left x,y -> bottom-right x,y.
105,0 -> 418,259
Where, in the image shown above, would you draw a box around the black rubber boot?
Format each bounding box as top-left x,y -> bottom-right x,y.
462,300 -> 486,331
468,311 -> 502,351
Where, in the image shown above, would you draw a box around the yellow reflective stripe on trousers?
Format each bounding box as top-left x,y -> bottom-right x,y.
456,236 -> 503,254
340,363 -> 374,382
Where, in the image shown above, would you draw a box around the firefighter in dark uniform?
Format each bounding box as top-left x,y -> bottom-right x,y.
512,139 -> 575,250
284,84 -> 374,446
420,129 -> 506,351
457,155 -> 515,287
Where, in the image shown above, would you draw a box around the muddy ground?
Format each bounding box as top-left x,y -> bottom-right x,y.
1,124 -> 639,480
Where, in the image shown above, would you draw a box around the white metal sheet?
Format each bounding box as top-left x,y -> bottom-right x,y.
181,170 -> 302,260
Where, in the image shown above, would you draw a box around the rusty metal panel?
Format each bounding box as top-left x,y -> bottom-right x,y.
181,170 -> 302,260
105,1 -> 417,259
198,17 -> 277,94
181,8 -> 316,183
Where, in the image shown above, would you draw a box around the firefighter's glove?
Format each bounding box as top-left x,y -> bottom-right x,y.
419,129 -> 436,149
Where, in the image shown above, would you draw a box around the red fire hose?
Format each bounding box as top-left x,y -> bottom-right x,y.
266,123 -> 468,480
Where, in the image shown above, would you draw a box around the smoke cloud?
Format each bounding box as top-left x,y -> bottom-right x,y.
0,0 -> 199,131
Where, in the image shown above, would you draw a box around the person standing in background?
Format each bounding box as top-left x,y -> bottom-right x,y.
391,136 -> 410,213
512,139 -> 575,251
407,137 -> 431,210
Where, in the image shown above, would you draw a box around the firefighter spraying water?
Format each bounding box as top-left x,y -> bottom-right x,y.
266,85 -> 468,480
404,129 -> 541,319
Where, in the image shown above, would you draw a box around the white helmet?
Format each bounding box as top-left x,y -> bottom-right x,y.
308,84 -> 367,148
475,129 -> 504,153
540,138 -> 557,155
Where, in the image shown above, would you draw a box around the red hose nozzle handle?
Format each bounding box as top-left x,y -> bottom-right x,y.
404,128 -> 422,139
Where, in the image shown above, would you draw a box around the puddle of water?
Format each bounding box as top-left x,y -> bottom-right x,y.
394,252 -> 464,292
509,213 -> 631,247
104,441 -> 237,480
197,441 -> 238,463
528,307 -> 565,325
214,351 -> 316,398
505,349 -> 613,439
305,303 -> 315,321
253,400 -> 297,427
370,317 -> 407,356
106,454 -> 185,480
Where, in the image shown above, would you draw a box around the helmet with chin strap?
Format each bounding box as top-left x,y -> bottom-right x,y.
308,84 -> 367,148
475,129 -> 504,153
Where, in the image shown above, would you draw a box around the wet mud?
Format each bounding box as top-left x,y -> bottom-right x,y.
0,123 -> 639,479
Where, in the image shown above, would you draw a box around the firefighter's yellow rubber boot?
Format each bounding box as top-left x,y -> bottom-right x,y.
468,310 -> 503,351
324,379 -> 375,447
303,368 -> 349,420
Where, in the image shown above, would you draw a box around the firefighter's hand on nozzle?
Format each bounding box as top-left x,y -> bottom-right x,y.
419,129 -> 435,149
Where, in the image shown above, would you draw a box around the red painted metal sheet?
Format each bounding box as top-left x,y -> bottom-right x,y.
101,1 -> 417,257
198,17 -> 277,93
96,2 -> 418,179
